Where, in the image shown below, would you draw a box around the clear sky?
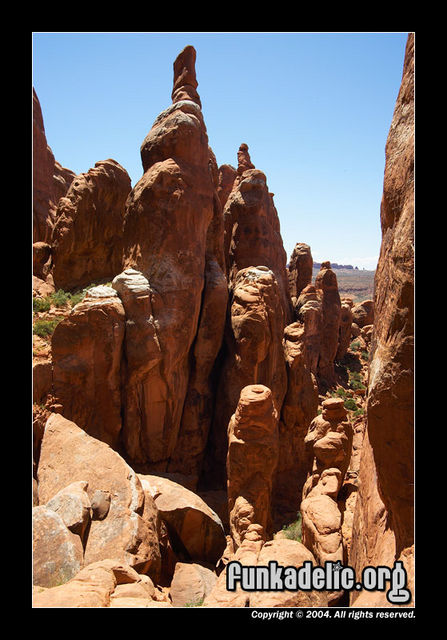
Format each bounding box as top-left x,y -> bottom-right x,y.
32,32 -> 409,270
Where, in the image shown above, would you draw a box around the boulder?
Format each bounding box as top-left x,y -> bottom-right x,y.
33,506 -> 84,588
169,562 -> 217,607
33,559 -> 165,608
45,481 -> 92,542
37,414 -> 161,581
138,474 -> 226,566
351,299 -> 374,328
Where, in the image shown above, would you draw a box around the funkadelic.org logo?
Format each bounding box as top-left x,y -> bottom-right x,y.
226,560 -> 411,605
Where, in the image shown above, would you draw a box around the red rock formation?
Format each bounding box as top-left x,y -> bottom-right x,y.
138,474 -> 226,566
315,262 -> 341,387
223,144 -> 292,322
301,398 -> 353,604
227,385 -> 279,549
336,297 -> 354,361
33,559 -> 171,608
351,299 -> 374,328
38,414 -> 162,581
51,286 -> 125,450
51,159 -> 131,291
217,163 -> 237,212
295,284 -> 322,375
273,322 -> 319,525
288,242 -> 313,302
167,151 -> 228,480
349,33 -> 414,607
203,267 -> 287,487
120,46 -> 226,473
33,88 -> 75,244
203,532 -> 329,607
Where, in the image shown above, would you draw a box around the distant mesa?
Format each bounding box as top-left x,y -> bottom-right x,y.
313,262 -> 357,271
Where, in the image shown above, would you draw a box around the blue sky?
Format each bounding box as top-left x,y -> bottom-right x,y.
32,32 -> 409,270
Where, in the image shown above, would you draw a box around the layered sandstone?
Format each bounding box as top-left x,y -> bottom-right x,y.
349,33 -> 414,607
51,159 -> 131,291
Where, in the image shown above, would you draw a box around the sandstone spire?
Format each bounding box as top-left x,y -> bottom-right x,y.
237,143 -> 255,175
171,45 -> 202,108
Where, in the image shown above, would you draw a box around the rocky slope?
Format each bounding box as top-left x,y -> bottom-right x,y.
32,38 -> 414,609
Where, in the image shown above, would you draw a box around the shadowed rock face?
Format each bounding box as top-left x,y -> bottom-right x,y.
350,33 -> 414,607
273,322 -> 319,526
202,267 -> 287,488
33,88 -> 75,244
119,46 -> 226,472
51,159 -> 131,291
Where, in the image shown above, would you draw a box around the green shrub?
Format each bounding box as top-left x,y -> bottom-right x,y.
33,318 -> 62,338
353,408 -> 365,417
344,398 -> 358,412
50,289 -> 72,308
33,296 -> 51,313
184,597 -> 204,607
336,387 -> 347,398
360,351 -> 369,361
282,514 -> 302,542
350,340 -> 361,352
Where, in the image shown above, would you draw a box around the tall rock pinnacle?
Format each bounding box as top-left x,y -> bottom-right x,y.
171,45 -> 202,108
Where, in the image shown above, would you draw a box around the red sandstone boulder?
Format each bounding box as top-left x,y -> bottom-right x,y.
33,505 -> 84,588
169,562 -> 217,607
138,474 -> 226,566
37,414 -> 162,581
351,299 -> 374,328
33,559 -> 171,608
